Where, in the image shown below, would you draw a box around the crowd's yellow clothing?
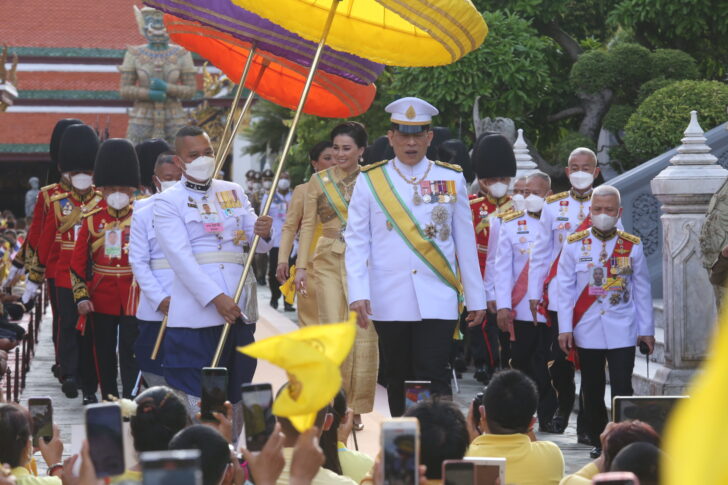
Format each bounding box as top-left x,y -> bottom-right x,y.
11,467 -> 61,485
466,433 -> 564,485
277,447 -> 357,485
337,441 -> 374,483
278,182 -> 320,327
558,462 -> 599,485
111,469 -> 143,483
297,166 -> 378,414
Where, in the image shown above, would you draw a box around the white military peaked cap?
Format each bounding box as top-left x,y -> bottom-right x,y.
385,97 -> 439,133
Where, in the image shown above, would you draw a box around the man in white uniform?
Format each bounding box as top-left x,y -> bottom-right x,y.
154,126 -> 273,409
346,97 -> 486,417
527,147 -> 601,438
557,185 -> 654,456
129,151 -> 181,387
261,171 -> 293,311
494,172 -> 557,431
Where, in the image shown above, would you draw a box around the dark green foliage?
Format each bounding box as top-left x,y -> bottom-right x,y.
603,104 -> 634,133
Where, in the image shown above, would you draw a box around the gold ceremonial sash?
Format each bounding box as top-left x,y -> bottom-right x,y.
363,165 -> 464,303
58,196 -> 103,234
315,168 -> 349,224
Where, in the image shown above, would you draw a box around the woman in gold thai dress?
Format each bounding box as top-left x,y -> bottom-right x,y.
295,122 -> 378,429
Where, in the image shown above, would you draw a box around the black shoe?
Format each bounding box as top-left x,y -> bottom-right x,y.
538,421 -> 560,434
256,278 -> 266,286
577,433 -> 594,446
473,367 -> 486,382
476,368 -> 493,385
52,364 -> 61,379
454,357 -> 467,373
549,415 -> 568,434
589,446 -> 602,458
284,303 -> 295,312
82,394 -> 98,405
61,377 -> 79,399
270,298 -> 279,310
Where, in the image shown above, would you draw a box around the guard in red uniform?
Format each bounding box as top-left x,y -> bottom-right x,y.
71,138 -> 141,399
36,125 -> 103,401
22,119 -> 83,377
467,134 -> 516,383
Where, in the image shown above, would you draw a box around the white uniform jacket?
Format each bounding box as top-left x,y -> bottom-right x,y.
556,228 -> 653,349
154,177 -> 272,328
345,158 -> 486,322
494,210 -> 546,323
528,190 -> 594,311
260,190 -> 292,248
483,214 -> 502,303
130,194 -> 174,322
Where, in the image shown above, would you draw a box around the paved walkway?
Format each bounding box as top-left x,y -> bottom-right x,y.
19,282 -> 592,474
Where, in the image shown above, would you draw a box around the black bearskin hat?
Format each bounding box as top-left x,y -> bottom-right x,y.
438,138 -> 474,183
472,134 -> 516,179
50,118 -> 83,164
58,124 -> 99,173
135,138 -> 171,190
93,138 -> 141,188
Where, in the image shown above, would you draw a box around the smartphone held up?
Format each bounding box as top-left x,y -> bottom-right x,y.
85,403 -> 126,478
28,397 -> 53,447
241,382 -> 275,452
381,418 -> 420,485
200,367 -> 228,422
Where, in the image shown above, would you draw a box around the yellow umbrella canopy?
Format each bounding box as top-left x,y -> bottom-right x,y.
230,0 -> 488,67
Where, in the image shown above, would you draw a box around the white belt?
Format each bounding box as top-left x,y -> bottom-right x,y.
150,251 -> 246,270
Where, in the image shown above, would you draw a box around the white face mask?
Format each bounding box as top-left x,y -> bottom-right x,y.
525,194 -> 545,213
106,192 -> 130,210
263,180 -> 273,189
488,182 -> 508,199
511,193 -> 525,211
569,170 -> 594,190
158,180 -> 177,192
253,182 -> 262,190
246,181 -> 254,190
71,173 -> 93,191
278,179 -> 291,191
185,155 -> 215,182
592,213 -> 618,232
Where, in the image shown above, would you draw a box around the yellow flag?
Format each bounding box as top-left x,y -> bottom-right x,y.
279,265 -> 297,305
238,312 -> 357,431
663,301 -> 727,485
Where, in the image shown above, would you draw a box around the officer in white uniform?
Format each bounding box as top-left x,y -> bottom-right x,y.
153,125 -> 273,409
260,171 -> 293,310
346,97 -> 486,417
556,185 -> 654,455
527,147 -> 603,437
494,172 -> 557,431
129,150 -> 181,387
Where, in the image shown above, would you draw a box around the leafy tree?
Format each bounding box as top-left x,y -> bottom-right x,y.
623,80 -> 728,166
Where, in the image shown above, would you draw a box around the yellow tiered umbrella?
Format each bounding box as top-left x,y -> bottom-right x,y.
231,0 -> 488,66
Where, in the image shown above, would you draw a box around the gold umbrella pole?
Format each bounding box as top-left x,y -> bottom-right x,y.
150,46 -> 258,361
211,0 -> 341,366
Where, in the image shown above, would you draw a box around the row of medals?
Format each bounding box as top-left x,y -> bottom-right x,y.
413,183 -> 452,242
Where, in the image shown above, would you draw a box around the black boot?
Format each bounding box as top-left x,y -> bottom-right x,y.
83,394 -> 98,405
284,302 -> 295,312
270,298 -> 279,310
61,377 -> 79,399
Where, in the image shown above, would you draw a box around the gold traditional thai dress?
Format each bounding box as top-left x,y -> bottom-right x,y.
297,165 -> 378,414
278,181 -> 321,327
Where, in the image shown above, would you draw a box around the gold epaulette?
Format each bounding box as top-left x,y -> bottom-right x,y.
135,193 -> 150,201
469,196 -> 485,205
567,229 -> 590,243
501,210 -> 524,223
50,191 -> 71,202
617,230 -> 641,244
361,159 -> 388,172
41,183 -> 58,192
83,207 -> 104,218
546,191 -> 569,203
434,160 -> 463,172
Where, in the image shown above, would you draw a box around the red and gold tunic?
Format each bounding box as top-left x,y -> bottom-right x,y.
469,193 -> 513,276
36,188 -> 104,289
70,204 -> 136,316
25,179 -> 72,283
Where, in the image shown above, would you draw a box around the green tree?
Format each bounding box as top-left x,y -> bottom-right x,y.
623,80 -> 728,165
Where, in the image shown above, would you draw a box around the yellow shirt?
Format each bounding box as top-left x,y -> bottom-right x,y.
337,442 -> 374,483
466,434 -> 564,485
111,469 -> 143,483
558,462 -> 599,485
277,448 -> 357,485
11,467 -> 61,485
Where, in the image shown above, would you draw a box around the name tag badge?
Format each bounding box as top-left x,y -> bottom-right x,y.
104,229 -> 122,258
199,203 -> 224,233
588,266 -> 607,296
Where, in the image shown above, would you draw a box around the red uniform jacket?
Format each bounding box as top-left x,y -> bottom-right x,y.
70,204 -> 136,316
469,193 -> 513,277
26,180 -> 72,284
37,189 -> 104,288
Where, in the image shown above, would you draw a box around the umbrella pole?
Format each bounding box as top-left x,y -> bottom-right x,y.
211,0 -> 342,367
150,47 -> 258,361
